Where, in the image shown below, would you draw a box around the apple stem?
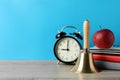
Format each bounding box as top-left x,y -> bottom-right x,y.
99,25 -> 102,30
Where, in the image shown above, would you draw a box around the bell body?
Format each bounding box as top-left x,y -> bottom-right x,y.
71,49 -> 99,73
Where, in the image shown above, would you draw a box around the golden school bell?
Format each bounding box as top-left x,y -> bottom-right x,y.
71,20 -> 99,73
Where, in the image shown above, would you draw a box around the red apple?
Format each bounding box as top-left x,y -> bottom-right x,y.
93,29 -> 114,49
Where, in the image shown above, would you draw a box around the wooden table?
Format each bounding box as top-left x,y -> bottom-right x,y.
0,60 -> 120,80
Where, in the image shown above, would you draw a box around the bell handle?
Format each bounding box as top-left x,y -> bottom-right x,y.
83,20 -> 90,49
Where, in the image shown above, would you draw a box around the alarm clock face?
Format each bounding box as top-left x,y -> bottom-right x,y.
54,36 -> 82,63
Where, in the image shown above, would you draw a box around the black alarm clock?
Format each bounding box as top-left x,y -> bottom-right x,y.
54,26 -> 83,64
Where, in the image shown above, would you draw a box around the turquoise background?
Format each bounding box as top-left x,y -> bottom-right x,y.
0,0 -> 120,60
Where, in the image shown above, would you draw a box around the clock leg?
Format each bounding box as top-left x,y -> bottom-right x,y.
73,61 -> 76,65
57,61 -> 61,64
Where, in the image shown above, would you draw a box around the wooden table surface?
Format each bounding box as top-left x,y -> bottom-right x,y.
0,60 -> 120,80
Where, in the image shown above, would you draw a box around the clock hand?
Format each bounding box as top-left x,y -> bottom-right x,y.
61,49 -> 69,51
67,40 -> 69,51
61,49 -> 68,51
67,40 -> 68,49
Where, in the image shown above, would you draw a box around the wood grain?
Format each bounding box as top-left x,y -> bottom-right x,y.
0,60 -> 119,80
